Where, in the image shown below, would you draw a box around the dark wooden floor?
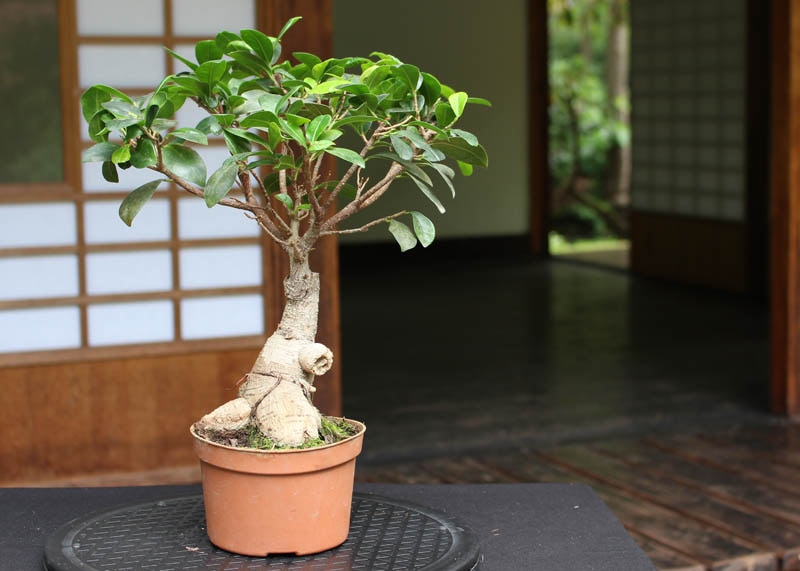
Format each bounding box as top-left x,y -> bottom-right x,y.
339,250 -> 789,571
355,423 -> 800,571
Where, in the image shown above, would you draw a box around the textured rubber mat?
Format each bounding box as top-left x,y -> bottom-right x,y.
44,492 -> 480,570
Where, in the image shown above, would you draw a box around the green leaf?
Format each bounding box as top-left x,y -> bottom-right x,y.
224,127 -> 270,148
241,29 -> 274,63
144,104 -> 159,128
431,138 -> 488,167
278,118 -> 306,147
171,127 -> 209,145
388,219 -> 417,252
130,138 -> 157,168
466,96 -> 492,107
81,85 -> 133,121
408,173 -> 445,214
448,92 -> 468,119
390,134 -> 414,160
87,111 -> 111,142
102,161 -> 119,183
395,64 -> 421,91
457,161 -> 473,176
419,73 -> 442,105
429,163 -> 457,197
410,211 -> 435,247
332,115 -> 375,129
293,51 -> 321,68
228,50 -> 268,76
196,60 -> 228,86
119,180 -> 163,226
195,39 -> 223,64
82,142 -> 119,163
240,110 -> 280,130
308,78 -> 348,95
81,87 -> 111,122
309,140 -> 334,152
215,31 -> 240,53
449,128 -> 479,146
326,147 -> 366,168
204,159 -> 239,207
401,129 -> 445,161
196,115 -> 224,135
111,145 -> 131,164
305,114 -> 332,142
162,144 -> 207,186
373,152 -> 432,186
165,47 -> 198,71
102,100 -> 141,119
223,130 -> 253,155
278,16 -> 303,39
435,102 -> 456,126
275,193 -> 294,211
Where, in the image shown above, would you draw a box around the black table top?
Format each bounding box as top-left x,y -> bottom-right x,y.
0,482 -> 655,570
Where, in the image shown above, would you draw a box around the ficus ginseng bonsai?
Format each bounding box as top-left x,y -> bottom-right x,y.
81,18 -> 489,448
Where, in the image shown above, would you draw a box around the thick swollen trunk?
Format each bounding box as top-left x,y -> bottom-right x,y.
196,254 -> 333,447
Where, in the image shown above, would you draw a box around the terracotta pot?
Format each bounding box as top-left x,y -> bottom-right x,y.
190,419 -> 365,556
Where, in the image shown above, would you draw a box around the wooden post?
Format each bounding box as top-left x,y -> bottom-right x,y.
528,0 -> 550,257
770,0 -> 800,415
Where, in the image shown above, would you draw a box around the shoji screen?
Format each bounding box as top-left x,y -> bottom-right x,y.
0,0 -> 268,363
630,0 -> 746,221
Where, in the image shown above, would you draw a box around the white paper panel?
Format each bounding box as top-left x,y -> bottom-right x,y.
79,45 -> 166,88
172,0 -> 255,37
181,294 -> 263,340
175,99 -> 213,130
88,300 -> 173,346
0,203 -> 76,248
86,250 -> 172,294
196,145 -> 233,177
180,245 -> 261,289
178,198 -> 259,239
78,0 -> 164,36
82,160 -> 163,193
0,306 -> 81,352
0,256 -> 79,301
84,199 -> 171,244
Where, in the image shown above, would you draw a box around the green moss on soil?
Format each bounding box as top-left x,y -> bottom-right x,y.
197,416 -> 359,451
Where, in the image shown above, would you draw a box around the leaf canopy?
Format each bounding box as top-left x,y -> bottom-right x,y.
81,20 -> 489,252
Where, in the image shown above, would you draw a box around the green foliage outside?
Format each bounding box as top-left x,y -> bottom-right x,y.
0,0 -> 63,183
549,0 -> 630,244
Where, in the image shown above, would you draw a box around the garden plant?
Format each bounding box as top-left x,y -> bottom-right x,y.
81,18 -> 489,449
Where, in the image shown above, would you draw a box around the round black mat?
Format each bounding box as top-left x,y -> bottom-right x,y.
44,492 -> 480,571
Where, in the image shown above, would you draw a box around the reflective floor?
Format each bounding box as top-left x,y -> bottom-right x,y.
341,251 -> 789,570
340,251 -> 771,462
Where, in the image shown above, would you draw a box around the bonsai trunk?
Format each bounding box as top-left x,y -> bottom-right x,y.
196,249 -> 333,447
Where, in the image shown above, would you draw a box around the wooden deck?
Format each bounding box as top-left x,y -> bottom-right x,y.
355,423 -> 800,571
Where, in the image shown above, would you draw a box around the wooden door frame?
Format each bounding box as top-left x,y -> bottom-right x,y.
770,0 -> 800,416
530,0 -> 794,414
528,0 -> 550,257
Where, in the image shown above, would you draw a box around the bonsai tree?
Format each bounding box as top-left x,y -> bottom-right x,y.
81,18 -> 488,447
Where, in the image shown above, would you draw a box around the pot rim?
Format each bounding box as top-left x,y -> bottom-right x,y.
190,416 -> 365,455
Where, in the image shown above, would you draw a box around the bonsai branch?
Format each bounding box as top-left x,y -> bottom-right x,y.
151,164 -> 251,213
321,162 -> 405,232
321,211 -> 406,236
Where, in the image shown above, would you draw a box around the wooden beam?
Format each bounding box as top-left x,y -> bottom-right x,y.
770,0 -> 800,415
528,0 -> 550,257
